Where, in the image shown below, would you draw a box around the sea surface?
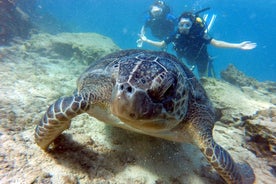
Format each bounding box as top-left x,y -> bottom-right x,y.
17,0 -> 276,81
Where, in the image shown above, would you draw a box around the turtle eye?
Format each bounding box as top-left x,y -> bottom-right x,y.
148,72 -> 175,101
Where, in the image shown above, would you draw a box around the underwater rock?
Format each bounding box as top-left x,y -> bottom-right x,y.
201,77 -> 273,125
220,64 -> 259,88
244,107 -> 276,176
221,64 -> 276,104
24,32 -> 120,64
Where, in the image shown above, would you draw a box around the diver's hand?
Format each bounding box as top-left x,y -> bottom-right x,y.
239,41 -> 257,50
136,39 -> 143,48
139,34 -> 148,42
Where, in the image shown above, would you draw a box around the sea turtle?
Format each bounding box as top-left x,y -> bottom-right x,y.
35,49 -> 255,184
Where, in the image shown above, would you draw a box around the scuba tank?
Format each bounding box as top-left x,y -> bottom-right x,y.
194,7 -> 216,33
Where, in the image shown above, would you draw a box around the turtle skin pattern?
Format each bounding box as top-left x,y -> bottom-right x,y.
35,49 -> 255,184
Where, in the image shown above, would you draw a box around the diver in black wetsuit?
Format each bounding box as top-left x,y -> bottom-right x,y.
140,1 -> 177,41
0,0 -> 33,45
140,10 -> 256,78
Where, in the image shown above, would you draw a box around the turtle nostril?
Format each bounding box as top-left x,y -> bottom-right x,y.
126,86 -> 132,93
119,83 -> 133,94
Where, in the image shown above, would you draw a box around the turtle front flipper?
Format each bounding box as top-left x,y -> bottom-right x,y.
35,95 -> 89,150
190,123 -> 255,184
199,136 -> 255,184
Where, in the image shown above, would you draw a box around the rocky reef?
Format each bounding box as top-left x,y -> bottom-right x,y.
221,64 -> 276,98
25,33 -> 120,64
0,33 -> 275,184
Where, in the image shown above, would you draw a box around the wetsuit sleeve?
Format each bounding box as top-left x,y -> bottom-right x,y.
203,33 -> 213,44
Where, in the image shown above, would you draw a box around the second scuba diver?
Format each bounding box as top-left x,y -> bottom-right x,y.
137,1 -> 177,48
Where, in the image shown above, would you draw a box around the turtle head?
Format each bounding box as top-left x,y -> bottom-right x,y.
111,70 -> 181,132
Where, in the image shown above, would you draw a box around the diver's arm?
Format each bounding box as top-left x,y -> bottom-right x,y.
140,34 -> 166,48
144,39 -> 166,48
141,26 -> 145,35
210,39 -> 256,50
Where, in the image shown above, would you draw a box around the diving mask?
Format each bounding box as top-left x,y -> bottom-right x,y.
151,6 -> 163,17
178,18 -> 193,30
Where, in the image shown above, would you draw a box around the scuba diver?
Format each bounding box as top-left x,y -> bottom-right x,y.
137,0 -> 177,48
139,8 -> 257,78
0,0 -> 32,45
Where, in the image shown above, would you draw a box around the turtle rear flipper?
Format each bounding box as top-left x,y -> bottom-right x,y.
35,95 -> 89,150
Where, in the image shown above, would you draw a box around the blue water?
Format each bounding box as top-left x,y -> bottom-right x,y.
32,0 -> 275,81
